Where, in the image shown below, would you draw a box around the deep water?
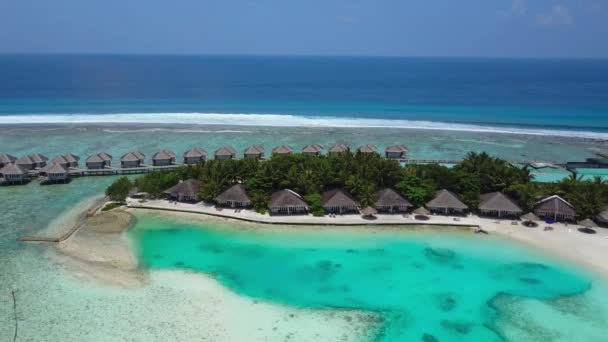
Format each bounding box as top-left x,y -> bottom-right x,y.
131,215 -> 604,341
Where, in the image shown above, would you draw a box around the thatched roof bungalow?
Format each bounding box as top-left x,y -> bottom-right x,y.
322,189 -> 359,214
51,155 -> 70,168
302,144 -> 323,156
269,189 -> 309,215
121,152 -> 145,168
214,146 -> 236,160
358,145 -> 378,154
152,150 -> 176,166
534,195 -> 576,222
86,153 -> 112,169
375,188 -> 412,213
51,153 -> 79,168
478,192 -> 522,218
328,144 -> 349,155
39,163 -> 69,182
183,148 -> 207,165
426,189 -> 469,215
272,145 -> 294,155
214,184 -> 251,208
30,153 -> 49,168
164,179 -> 201,202
0,163 -> 28,184
15,156 -> 36,170
243,145 -> 265,160
385,145 -> 408,159
0,153 -> 17,168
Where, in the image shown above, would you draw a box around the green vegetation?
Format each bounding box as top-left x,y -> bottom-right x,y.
105,176 -> 132,203
117,152 -> 608,219
102,202 -> 123,211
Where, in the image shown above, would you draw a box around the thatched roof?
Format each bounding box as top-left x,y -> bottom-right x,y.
375,188 -> 412,208
214,184 -> 250,203
121,152 -> 145,162
270,189 -> 309,208
322,189 -> 359,208
152,149 -> 176,161
30,153 -> 48,163
0,163 -> 27,176
302,144 -> 323,153
578,218 -> 598,228
183,148 -> 207,158
98,152 -> 113,161
64,153 -> 80,163
243,145 -> 265,155
521,212 -> 540,221
479,192 -> 522,213
385,145 -> 408,153
164,179 -> 201,198
358,145 -> 378,153
86,153 -> 112,163
272,145 -> 293,154
535,195 -> 575,217
40,162 -> 68,174
360,206 -> 377,216
15,156 -> 35,166
51,155 -> 70,166
426,189 -> 468,210
215,146 -> 236,156
0,153 -> 17,164
328,144 -> 349,153
413,207 -> 431,216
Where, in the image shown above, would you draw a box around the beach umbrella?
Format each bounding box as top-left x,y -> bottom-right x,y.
360,206 -> 377,218
520,212 -> 539,222
577,218 -> 598,234
413,207 -> 430,216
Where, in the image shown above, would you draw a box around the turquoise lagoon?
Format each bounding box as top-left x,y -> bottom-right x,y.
131,214 -> 608,341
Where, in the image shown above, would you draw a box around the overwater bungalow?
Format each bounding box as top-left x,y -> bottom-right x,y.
375,188 -> 412,213
328,144 -> 350,155
183,148 -> 207,164
51,155 -> 70,168
534,195 -> 576,222
0,153 -> 17,168
426,189 -> 469,215
214,146 -> 236,160
39,163 -> 69,183
358,145 -> 378,154
322,189 -> 359,214
121,152 -> 145,168
478,192 -> 523,218
385,145 -> 408,159
163,179 -> 201,202
152,150 -> 176,166
15,156 -> 36,170
214,184 -> 251,208
51,154 -> 79,168
269,189 -> 309,215
86,153 -> 112,169
272,145 -> 294,155
243,145 -> 265,160
302,144 -> 323,156
30,153 -> 49,168
0,163 -> 28,184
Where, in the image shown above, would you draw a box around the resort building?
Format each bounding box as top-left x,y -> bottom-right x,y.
243,145 -> 265,160
478,192 -> 523,218
426,189 -> 469,215
375,188 -> 412,213
322,189 -> 359,214
51,153 -> 79,168
0,163 -> 28,184
30,154 -> 49,168
302,144 -> 324,156
385,145 -> 408,159
121,152 -> 145,168
51,155 -> 70,168
534,195 -> 576,222
272,145 -> 294,155
15,156 -> 36,170
358,145 -> 378,154
164,179 -> 201,202
152,150 -> 176,166
86,153 -> 112,169
214,146 -> 236,160
0,153 -> 17,168
214,183 -> 251,208
183,148 -> 207,165
328,144 -> 349,155
269,189 -> 309,215
39,163 -> 69,183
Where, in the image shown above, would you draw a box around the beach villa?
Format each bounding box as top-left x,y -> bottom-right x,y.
0,163 -> 28,184
374,188 -> 412,213
15,156 -> 36,170
152,150 -> 176,166
0,153 -> 17,168
385,145 -> 408,159
164,179 -> 201,202
269,189 -> 309,215
39,162 -> 69,183
272,145 -> 294,155
86,153 -> 112,169
214,184 -> 251,208
322,189 -> 359,214
30,153 -> 49,168
214,146 -> 236,160
183,148 -> 207,164
328,144 -> 350,155
534,195 -> 576,222
426,189 -> 469,215
243,145 -> 265,160
302,144 -> 324,156
120,152 -> 145,168
51,153 -> 79,169
478,192 -> 523,218
357,145 -> 378,154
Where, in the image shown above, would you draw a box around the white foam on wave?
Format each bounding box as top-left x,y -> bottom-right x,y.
1,112 -> 607,140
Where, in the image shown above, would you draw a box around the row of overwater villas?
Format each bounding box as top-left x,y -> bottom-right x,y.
164,180 -> 582,222
0,145 -> 407,184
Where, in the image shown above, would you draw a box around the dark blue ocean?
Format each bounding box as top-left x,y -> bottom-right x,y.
0,55 -> 607,132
